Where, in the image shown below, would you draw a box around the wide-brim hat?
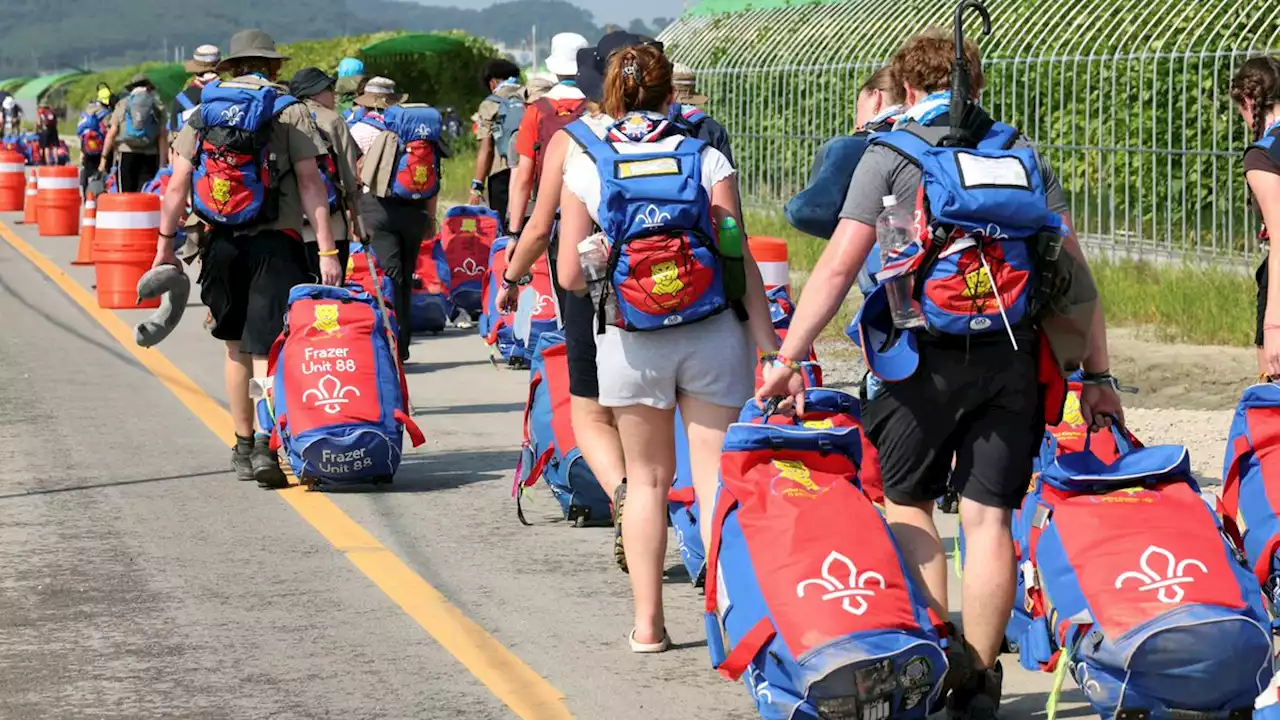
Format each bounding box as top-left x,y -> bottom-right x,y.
183,44 -> 222,74
217,29 -> 289,69
123,72 -> 154,91
289,67 -> 336,99
854,284 -> 919,382
673,62 -> 708,105
545,32 -> 589,76
354,76 -> 405,109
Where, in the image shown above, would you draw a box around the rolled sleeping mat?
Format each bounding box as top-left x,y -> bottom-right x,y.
133,264 -> 191,348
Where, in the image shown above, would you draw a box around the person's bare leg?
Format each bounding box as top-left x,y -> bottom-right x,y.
885,499 -> 949,621
677,394 -> 740,554
613,404 -> 676,645
958,499 -> 1016,668
570,396 -> 625,498
226,341 -> 254,437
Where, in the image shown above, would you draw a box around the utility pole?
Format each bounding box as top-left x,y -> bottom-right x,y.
531,25 -> 537,73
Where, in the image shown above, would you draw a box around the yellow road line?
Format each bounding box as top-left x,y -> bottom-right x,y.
0,220 -> 572,720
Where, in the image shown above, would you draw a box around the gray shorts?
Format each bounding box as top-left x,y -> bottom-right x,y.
596,311 -> 756,411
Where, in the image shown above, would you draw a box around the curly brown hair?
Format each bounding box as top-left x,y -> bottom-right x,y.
860,67 -> 904,105
603,44 -> 673,119
891,29 -> 985,97
1231,56 -> 1280,142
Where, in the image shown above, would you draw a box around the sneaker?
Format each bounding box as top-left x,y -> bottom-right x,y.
947,661 -> 1003,720
251,442 -> 289,489
613,482 -> 628,573
455,317 -> 474,330
231,442 -> 254,482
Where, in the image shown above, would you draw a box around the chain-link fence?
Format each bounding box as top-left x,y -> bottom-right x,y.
660,0 -> 1280,263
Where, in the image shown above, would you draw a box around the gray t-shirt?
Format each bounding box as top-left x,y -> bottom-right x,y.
839,123 -> 1069,226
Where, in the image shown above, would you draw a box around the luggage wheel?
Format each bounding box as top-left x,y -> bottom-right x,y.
1000,637 -> 1019,654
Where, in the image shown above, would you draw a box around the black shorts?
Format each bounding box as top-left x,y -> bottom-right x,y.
1257,256 -> 1268,347
563,291 -> 598,398
38,127 -> 58,149
117,152 -> 159,194
862,339 -> 1041,510
198,230 -> 310,356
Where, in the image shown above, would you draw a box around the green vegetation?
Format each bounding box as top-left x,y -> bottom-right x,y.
1090,258 -> 1255,348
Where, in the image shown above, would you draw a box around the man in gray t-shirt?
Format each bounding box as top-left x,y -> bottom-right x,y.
760,29 -> 1124,718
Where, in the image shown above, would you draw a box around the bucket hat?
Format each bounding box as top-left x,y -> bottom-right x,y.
672,62 -> 709,106
183,45 -> 222,74
354,76 -> 405,109
544,32 -> 589,77
123,72 -> 154,91
853,284 -> 920,382
289,67 -> 336,99
217,29 -> 289,70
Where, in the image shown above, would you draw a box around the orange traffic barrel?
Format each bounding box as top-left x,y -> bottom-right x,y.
0,151 -> 26,211
20,169 -> 37,224
37,166 -> 81,236
749,236 -> 790,293
93,193 -> 161,309
71,194 -> 97,266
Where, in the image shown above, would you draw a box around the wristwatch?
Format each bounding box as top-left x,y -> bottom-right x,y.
470,179 -> 485,194
501,273 -> 532,290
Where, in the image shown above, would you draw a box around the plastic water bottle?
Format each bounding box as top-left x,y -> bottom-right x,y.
718,216 -> 747,301
578,233 -> 617,326
876,195 -> 926,329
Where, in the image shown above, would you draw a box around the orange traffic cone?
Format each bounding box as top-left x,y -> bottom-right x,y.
20,169 -> 37,225
72,193 -> 97,266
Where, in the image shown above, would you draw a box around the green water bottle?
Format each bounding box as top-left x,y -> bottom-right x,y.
719,216 -> 747,302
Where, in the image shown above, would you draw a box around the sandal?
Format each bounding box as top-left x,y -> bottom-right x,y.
613,481 -> 628,574
628,628 -> 671,653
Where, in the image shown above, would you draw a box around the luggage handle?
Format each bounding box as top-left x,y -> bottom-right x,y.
1081,414 -> 1141,457
394,409 -> 425,447
715,618 -> 777,682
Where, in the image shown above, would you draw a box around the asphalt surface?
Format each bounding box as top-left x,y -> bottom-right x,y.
0,210 -> 1088,719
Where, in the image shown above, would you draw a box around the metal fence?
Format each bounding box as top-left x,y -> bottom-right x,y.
660,0 -> 1280,263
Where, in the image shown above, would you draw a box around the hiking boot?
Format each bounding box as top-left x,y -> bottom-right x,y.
231,436 -> 255,482
251,442 -> 289,489
613,481 -> 629,574
947,661 -> 1003,720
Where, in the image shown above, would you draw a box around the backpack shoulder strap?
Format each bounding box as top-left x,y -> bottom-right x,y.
979,121 -> 1021,150
563,119 -> 612,162
176,92 -> 196,111
272,94 -> 299,117
870,126 -> 934,166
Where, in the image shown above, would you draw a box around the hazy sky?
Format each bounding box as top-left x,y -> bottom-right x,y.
416,0 -> 692,24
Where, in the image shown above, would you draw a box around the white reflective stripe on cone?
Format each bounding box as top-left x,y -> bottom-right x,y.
37,177 -> 79,190
757,261 -> 790,288
0,163 -> 24,173
25,189 -> 37,196
84,201 -> 96,209
96,211 -> 160,230
82,218 -> 96,227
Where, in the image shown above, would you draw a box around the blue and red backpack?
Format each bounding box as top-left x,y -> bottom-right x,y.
190,79 -> 298,228
870,106 -> 1062,338
410,235 -> 452,335
513,332 -> 611,526
262,284 -> 424,488
381,104 -> 443,201
479,236 -> 518,364
77,107 -> 109,157
1011,434 -> 1272,718
564,114 -> 727,333
705,389 -> 948,719
1222,382 -> 1280,599
440,206 -> 499,317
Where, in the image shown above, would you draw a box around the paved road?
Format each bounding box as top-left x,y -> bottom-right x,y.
0,211 -> 1088,719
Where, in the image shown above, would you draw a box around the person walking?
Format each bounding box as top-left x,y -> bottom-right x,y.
757,30 -> 1123,717
151,28 -> 340,489
290,67 -> 361,282
35,100 -> 59,166
1232,57 -> 1280,379
556,44 -> 781,652
348,76 -> 401,156
170,45 -> 221,134
357,83 -> 446,363
98,73 -> 167,193
2,96 -> 23,138
470,58 -> 524,230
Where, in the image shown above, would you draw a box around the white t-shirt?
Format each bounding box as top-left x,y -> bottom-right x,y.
563,112 -> 736,224
350,119 -> 382,155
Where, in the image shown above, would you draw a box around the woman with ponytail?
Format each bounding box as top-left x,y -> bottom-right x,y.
1231,56 -> 1280,377
557,44 -> 779,653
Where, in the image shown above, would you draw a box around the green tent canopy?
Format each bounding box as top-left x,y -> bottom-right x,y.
360,33 -> 466,59
0,77 -> 33,93
142,64 -> 191,104
14,71 -> 86,101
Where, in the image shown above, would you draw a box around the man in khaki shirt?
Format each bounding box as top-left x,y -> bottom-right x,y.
289,66 -> 362,281
470,59 -> 523,229
153,29 -> 340,489
98,73 -> 168,193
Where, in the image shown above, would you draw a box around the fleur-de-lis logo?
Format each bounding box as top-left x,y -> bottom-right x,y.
1114,545 -> 1207,604
532,292 -> 553,315
454,257 -> 483,277
639,204 -> 671,228
414,123 -> 431,140
301,374 -> 361,415
1074,662 -> 1102,699
220,105 -> 245,127
796,551 -> 885,616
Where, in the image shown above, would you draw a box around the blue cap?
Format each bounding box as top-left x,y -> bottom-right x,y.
854,284 -> 919,382
337,57 -> 364,78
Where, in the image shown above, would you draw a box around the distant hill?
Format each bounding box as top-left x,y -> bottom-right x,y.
0,0 -> 672,77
